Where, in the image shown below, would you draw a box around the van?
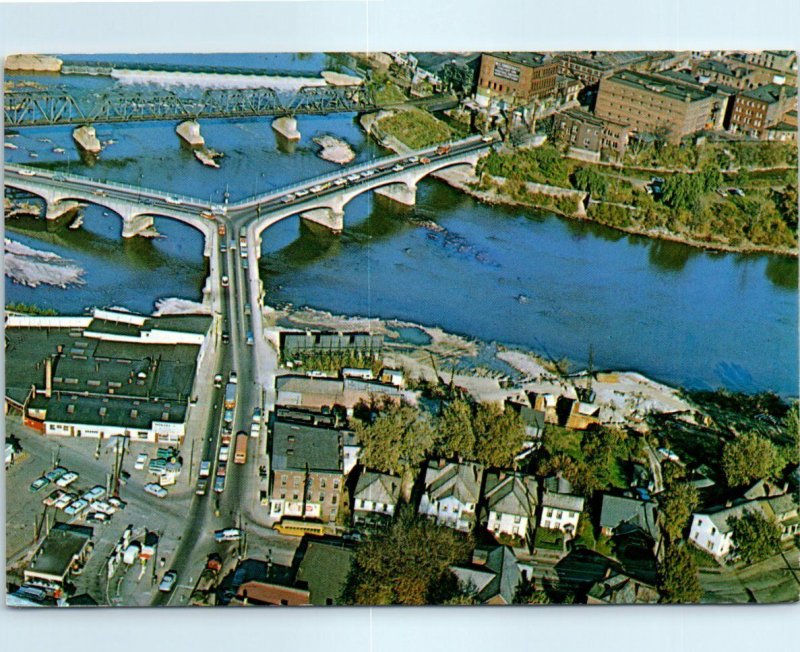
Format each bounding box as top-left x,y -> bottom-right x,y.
214,528 -> 242,543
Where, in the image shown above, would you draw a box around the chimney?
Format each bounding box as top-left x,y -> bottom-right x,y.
44,358 -> 53,398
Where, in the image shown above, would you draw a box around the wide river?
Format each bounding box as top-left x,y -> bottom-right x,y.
4,54 -> 798,396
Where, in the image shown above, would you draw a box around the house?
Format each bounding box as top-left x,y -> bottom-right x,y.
728,84 -> 798,139
506,401 -> 545,444
586,569 -> 659,605
555,107 -> 631,161
268,421 -> 345,523
419,460 -> 484,532
24,523 -> 94,590
451,545 -> 523,605
690,485 -> 800,559
599,494 -> 660,544
539,490 -> 584,537
483,472 -> 539,542
353,471 -> 400,526
295,540 -> 356,605
227,559 -> 310,606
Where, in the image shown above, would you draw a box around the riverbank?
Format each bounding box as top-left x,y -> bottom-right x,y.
263,303 -> 697,427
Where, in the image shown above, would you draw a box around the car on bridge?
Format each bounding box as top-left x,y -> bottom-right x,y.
361,170 -> 375,178
281,193 -> 296,204
407,156 -> 419,164
295,189 -> 309,198
92,189 -> 107,197
18,169 -> 37,177
392,164 -> 404,172
346,173 -> 360,182
334,178 -> 347,187
221,275 -> 229,287
165,196 -> 182,205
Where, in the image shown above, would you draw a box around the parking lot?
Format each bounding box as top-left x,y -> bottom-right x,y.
5,417 -> 202,606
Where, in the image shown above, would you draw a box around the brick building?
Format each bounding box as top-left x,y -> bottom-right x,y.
594,70 -> 717,143
728,83 -> 798,138
476,52 -> 559,105
269,421 -> 345,523
555,107 -> 631,160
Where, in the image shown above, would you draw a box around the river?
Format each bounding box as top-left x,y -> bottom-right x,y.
4,54 -> 798,396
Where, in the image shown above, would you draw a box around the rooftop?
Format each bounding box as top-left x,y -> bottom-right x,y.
600,494 -> 659,541
484,473 -> 538,517
25,524 -> 93,582
296,540 -> 355,605
486,52 -> 552,69
606,70 -> 715,103
451,545 -> 521,605
424,461 -> 483,505
741,83 -> 798,104
271,420 -> 342,473
541,490 -> 584,513
354,471 -> 401,505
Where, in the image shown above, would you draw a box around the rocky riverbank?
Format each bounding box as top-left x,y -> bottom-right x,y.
264,303 -> 695,427
313,135 -> 355,164
4,238 -> 86,289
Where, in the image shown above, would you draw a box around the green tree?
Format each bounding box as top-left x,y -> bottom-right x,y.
776,182 -> 798,230
661,173 -> 704,211
440,61 -> 474,98
659,481 -> 699,543
472,403 -> 526,468
781,402 -> 799,466
728,509 -> 782,565
721,432 -> 782,488
343,507 -> 473,605
438,398 -> 476,460
354,400 -> 435,498
658,543 -> 703,604
700,165 -> 724,193
572,166 -> 608,199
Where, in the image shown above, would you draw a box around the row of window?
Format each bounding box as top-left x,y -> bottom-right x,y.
279,492 -> 338,504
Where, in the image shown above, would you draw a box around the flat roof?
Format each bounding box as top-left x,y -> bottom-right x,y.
485,52 -> 552,69
25,524 -> 92,582
741,83 -> 798,104
271,421 -> 342,473
606,70 -> 714,103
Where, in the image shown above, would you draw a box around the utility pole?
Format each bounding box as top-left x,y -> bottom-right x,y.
189,438 -> 196,483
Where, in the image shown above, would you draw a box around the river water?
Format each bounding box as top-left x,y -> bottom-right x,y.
4,54 -> 798,396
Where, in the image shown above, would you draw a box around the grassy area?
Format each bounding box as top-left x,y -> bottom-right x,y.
371,82 -> 407,105
535,527 -> 565,551
5,302 -> 58,316
543,425 -> 584,459
376,107 -> 452,149
687,542 -> 721,569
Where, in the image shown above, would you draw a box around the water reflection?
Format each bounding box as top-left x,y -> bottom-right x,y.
647,238 -> 698,273
765,256 -> 799,291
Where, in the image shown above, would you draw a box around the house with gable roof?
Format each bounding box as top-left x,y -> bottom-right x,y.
483,472 -> 539,542
353,470 -> 401,526
418,460 -> 484,532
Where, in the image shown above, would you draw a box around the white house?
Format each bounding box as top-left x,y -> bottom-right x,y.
353,471 -> 400,525
540,491 -> 584,537
419,461 -> 484,532
483,472 -> 539,542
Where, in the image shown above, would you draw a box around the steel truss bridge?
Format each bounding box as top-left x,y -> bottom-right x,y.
4,85 -> 382,127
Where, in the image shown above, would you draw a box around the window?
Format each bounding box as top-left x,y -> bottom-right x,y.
333,480 -> 340,489
292,493 -> 299,501
281,476 -> 287,486
320,479 -> 326,489
332,495 -> 337,505
319,493 -> 325,502
546,508 -> 553,518
293,476 -> 300,487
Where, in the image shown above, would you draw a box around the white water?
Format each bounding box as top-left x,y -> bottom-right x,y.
111,70 -> 328,91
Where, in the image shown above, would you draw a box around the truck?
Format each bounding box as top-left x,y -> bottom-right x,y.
234,432 -> 248,464
224,382 -> 237,409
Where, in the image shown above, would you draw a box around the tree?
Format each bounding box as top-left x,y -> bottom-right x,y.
343,507 -> 473,605
781,401 -> 799,466
661,173 -> 704,211
728,509 -> 782,565
659,481 -> 699,543
700,165 -> 724,193
776,182 -> 798,230
658,543 -> 703,604
438,398 -> 476,460
353,400 -> 435,498
571,166 -> 608,199
472,403 -> 526,468
440,61 -> 474,98
721,432 -> 782,488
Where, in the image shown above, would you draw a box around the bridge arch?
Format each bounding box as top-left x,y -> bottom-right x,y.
251,154 -> 481,241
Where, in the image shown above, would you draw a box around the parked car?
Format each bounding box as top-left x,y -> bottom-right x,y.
159,571 -> 178,593
64,499 -> 89,516
229,371 -> 237,384
54,493 -> 76,510
134,453 -> 148,471
56,472 -> 79,487
196,478 -> 209,496
213,476 -> 226,493
44,467 -> 68,482
108,497 -> 127,510
87,512 -> 109,524
221,275 -> 229,288
43,489 -> 65,507
144,483 -> 168,499
91,500 -> 116,515
199,461 -> 211,478
219,445 -> 230,462
81,486 -> 106,503
29,477 -> 49,492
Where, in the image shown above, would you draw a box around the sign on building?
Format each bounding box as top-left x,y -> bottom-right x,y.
494,61 -> 521,82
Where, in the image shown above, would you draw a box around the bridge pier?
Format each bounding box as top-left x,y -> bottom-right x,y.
374,182 -> 417,207
300,208 -> 344,233
121,213 -> 157,238
45,199 -> 84,221
272,116 -> 301,141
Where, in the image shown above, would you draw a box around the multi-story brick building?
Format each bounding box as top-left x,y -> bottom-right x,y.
743,50 -> 797,75
728,83 -> 798,138
269,421 -> 345,523
476,52 -> 559,105
555,107 -> 631,160
594,70 -> 717,143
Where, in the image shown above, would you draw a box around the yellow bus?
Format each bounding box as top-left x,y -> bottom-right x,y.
273,518 -> 326,538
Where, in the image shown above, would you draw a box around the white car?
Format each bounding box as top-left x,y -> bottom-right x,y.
219,446 -> 230,462
91,500 -> 116,516
361,169 -> 375,177
165,196 -> 182,205
64,499 -> 89,516
295,189 -> 309,198
407,156 -> 420,164
18,169 -> 37,177
159,571 -> 178,592
346,174 -> 360,182
144,483 -> 168,499
199,461 -> 211,478
81,486 -> 106,503
392,164 -> 405,172
54,493 -> 76,510
134,452 -> 148,471
43,489 -> 66,507
310,184 -> 324,193
281,193 -> 296,204
334,178 -> 347,186
56,472 -> 79,488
